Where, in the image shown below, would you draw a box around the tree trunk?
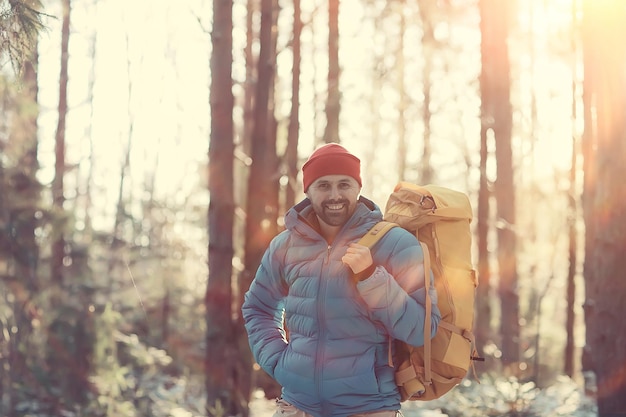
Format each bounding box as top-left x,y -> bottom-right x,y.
48,5 -> 70,408
363,6 -> 383,191
242,0 -> 281,402
564,0 -> 580,377
476,92 -> 492,366
6,46 -> 41,417
51,0 -> 71,288
396,11 -> 407,182
564,144 -> 577,378
244,0 -> 279,287
582,1 -> 626,414
580,0 -> 595,386
284,0 -> 301,210
106,121 -> 132,293
244,0 -> 279,260
479,0 -> 519,367
48,0 -> 93,410
323,0 -> 340,143
242,0 -> 257,156
417,0 -> 434,184
85,19 -> 97,240
106,28 -> 137,296
206,0 -> 237,415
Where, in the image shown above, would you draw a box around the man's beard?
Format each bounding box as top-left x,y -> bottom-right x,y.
313,198 -> 354,227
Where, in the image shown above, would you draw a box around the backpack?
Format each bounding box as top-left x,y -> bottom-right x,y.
358,182 -> 480,401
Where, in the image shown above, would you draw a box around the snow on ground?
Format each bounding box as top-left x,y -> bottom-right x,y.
248,376 -> 598,417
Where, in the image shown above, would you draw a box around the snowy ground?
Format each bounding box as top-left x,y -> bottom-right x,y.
248,376 -> 598,417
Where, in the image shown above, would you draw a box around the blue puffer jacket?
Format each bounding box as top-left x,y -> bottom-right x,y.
242,197 -> 440,417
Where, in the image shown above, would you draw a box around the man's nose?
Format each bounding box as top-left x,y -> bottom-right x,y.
330,186 -> 341,199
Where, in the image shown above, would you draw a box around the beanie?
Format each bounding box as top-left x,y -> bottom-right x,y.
302,143 -> 362,192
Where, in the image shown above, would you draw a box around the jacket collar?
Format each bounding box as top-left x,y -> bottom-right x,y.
285,196 -> 382,243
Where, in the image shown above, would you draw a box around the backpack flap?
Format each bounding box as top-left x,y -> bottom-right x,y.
384,182 -> 472,231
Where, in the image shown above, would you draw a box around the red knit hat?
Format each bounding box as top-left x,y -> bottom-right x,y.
302,143 -> 362,192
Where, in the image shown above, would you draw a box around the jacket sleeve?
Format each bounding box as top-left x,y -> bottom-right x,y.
241,238 -> 289,378
356,230 -> 440,347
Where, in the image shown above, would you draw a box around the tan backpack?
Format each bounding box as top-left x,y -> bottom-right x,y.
358,182 -> 481,401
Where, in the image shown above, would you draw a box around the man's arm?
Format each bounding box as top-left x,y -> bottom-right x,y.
241,243 -> 289,377
350,230 -> 440,347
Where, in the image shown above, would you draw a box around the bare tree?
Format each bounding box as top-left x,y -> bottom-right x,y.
479,0 -> 519,368
395,8 -> 407,181
564,0 -> 580,378
1,45 -> 41,417
564,139 -> 578,378
416,0 -> 434,184
106,41 -> 133,292
475,94 -> 492,367
241,0 -> 281,406
47,0 -> 92,410
581,1 -> 626,414
241,0 -> 258,155
243,0 -> 280,294
476,0 -> 496,370
323,0 -> 340,143
50,0 -> 70,288
284,0 -> 302,209
362,3 -> 384,191
205,0 -> 237,415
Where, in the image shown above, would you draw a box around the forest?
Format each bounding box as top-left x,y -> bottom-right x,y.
1,0 -> 625,416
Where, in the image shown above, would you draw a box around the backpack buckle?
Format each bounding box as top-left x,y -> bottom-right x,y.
419,195 -> 436,212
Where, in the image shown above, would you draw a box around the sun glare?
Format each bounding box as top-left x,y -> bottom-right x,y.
32,0 -> 591,217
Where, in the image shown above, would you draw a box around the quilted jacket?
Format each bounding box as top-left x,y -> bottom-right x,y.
242,197 -> 440,417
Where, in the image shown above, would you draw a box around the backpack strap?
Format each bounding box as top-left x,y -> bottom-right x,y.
393,240 -> 434,391
419,241 -> 433,386
396,366 -> 464,386
357,221 -> 398,367
359,221 -> 435,376
357,221 -> 398,248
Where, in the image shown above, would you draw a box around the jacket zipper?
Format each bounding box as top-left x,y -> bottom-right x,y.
316,244 -> 332,416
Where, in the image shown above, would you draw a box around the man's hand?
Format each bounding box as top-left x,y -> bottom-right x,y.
342,243 -> 373,274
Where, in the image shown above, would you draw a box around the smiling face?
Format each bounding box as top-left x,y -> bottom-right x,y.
306,175 -> 361,232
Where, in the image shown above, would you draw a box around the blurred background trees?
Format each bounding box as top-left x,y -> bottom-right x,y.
1,0 -> 625,416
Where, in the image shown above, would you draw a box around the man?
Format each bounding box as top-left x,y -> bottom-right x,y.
242,143 -> 440,417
